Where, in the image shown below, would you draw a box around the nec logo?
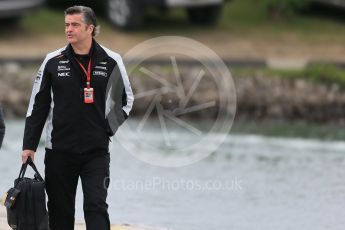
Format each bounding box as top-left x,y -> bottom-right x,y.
58,72 -> 70,77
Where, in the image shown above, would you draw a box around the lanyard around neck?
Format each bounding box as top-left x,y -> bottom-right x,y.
75,58 -> 92,89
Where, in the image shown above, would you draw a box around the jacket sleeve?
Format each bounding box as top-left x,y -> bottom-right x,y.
105,54 -> 134,136
22,59 -> 52,151
0,105 -> 5,149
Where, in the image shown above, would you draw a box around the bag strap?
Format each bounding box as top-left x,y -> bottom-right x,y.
15,157 -> 44,186
17,161 -> 28,181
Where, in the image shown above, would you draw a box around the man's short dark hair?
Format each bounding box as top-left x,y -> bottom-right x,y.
65,5 -> 100,37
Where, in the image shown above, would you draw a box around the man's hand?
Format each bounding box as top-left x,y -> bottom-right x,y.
22,150 -> 35,163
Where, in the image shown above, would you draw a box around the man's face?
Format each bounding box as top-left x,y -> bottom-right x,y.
65,13 -> 93,44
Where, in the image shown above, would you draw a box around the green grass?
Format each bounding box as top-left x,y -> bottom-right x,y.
2,0 -> 345,40
233,63 -> 345,89
136,0 -> 345,36
219,0 -> 345,40
20,8 -> 63,34
275,64 -> 345,88
0,8 -> 114,37
231,120 -> 345,141
131,63 -> 345,93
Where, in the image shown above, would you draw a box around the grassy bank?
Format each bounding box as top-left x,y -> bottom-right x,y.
219,0 -> 345,41
1,0 -> 345,41
233,63 -> 345,89
231,120 -> 345,141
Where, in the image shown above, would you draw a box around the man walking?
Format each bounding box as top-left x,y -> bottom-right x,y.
21,6 -> 133,230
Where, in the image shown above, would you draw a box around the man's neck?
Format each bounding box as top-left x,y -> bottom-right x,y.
71,38 -> 92,55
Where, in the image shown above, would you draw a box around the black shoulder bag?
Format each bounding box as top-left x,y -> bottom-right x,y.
4,157 -> 48,230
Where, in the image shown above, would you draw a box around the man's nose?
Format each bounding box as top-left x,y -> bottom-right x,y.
66,25 -> 73,32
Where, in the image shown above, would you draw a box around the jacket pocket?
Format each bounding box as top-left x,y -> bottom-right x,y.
106,106 -> 127,136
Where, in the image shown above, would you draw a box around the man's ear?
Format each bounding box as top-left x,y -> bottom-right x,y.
88,25 -> 94,34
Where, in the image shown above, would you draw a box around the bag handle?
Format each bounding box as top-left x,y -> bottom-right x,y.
17,161 -> 28,181
27,157 -> 44,181
15,157 -> 44,186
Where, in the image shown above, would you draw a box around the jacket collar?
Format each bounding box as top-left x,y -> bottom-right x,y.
61,39 -> 108,65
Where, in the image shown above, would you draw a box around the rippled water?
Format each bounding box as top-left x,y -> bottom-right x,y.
1,119 -> 345,230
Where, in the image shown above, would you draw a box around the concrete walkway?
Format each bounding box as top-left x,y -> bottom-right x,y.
0,206 -> 168,230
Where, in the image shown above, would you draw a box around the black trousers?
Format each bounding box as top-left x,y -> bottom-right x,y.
44,149 -> 110,230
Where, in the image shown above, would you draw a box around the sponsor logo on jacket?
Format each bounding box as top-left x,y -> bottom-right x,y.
93,71 -> 107,77
58,72 -> 70,77
95,65 -> 107,70
58,66 -> 70,71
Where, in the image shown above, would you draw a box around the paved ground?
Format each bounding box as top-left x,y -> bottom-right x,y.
1,31 -> 345,69
0,206 -> 167,230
